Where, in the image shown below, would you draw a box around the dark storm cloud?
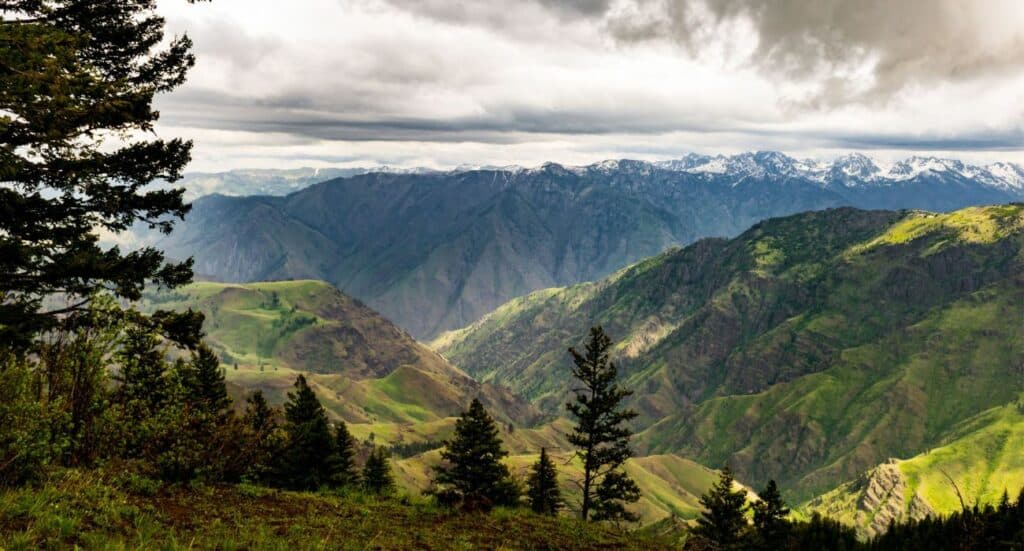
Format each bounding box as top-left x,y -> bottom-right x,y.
157,88 -> 726,141
829,130 -> 1024,152
385,0 -> 1024,104
159,87 -> 1024,153
605,0 -> 1024,102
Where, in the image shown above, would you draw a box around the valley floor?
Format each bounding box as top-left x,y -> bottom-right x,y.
0,470 -> 669,550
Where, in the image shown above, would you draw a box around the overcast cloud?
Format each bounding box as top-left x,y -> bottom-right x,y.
154,0 -> 1024,171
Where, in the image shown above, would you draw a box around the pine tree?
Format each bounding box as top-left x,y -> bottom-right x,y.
527,447 -> 563,515
751,480 -> 790,550
0,0 -> 205,350
693,466 -> 750,549
243,390 -> 279,483
362,447 -> 395,495
245,390 -> 276,437
189,345 -> 231,416
115,325 -> 170,409
433,398 -> 519,508
565,326 -> 640,521
330,421 -> 360,488
278,375 -> 335,490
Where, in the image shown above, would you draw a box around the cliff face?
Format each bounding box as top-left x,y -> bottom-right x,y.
808,460 -> 935,539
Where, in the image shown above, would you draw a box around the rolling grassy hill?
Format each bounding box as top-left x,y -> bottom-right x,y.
142,280 -> 538,426
433,204 -> 1024,510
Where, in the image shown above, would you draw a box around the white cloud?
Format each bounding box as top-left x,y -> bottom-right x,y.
154,0 -> 1024,171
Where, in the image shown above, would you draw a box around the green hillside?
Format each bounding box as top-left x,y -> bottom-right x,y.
804,399 -> 1024,538
434,205 -> 1024,507
143,280 -> 539,426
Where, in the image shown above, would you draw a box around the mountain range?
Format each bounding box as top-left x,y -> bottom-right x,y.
434,204 -> 1024,518
154,152 -> 1024,340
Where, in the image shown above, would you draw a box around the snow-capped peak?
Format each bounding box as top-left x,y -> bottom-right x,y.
983,162 -> 1024,190
506,152 -> 1024,195
831,153 -> 881,179
883,156 -> 966,180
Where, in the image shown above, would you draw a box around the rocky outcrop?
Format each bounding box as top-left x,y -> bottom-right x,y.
813,460 -> 935,540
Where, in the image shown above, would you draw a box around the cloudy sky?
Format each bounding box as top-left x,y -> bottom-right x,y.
155,0 -> 1024,171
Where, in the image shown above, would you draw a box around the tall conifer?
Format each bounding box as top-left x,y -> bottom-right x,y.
0,0 -> 204,349
566,326 -> 640,521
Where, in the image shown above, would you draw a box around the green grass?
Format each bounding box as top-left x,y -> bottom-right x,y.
0,470 -> 667,550
802,399 -> 1024,537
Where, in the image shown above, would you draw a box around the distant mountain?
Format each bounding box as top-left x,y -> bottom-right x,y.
155,152 -> 1024,339
169,166 -> 440,201
434,204 -> 1024,507
142,280 -> 539,426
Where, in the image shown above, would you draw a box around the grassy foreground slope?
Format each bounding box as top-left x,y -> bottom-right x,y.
0,470 -> 667,550
143,280 -> 538,425
435,205 -> 1024,504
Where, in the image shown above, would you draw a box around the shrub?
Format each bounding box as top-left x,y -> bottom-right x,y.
0,356 -> 66,487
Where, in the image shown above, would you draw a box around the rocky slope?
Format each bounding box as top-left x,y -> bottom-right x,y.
155,152 -> 1024,339
434,204 -> 1024,503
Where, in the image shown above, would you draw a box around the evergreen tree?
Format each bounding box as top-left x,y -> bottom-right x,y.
189,345 -> 231,416
0,0 -> 204,349
752,480 -> 790,550
565,326 -> 640,521
527,447 -> 562,515
433,398 -> 519,508
243,390 -> 280,483
278,375 -> 335,490
244,390 -> 277,437
362,447 -> 395,495
693,466 -> 750,549
115,325 -> 170,409
330,421 -> 360,488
